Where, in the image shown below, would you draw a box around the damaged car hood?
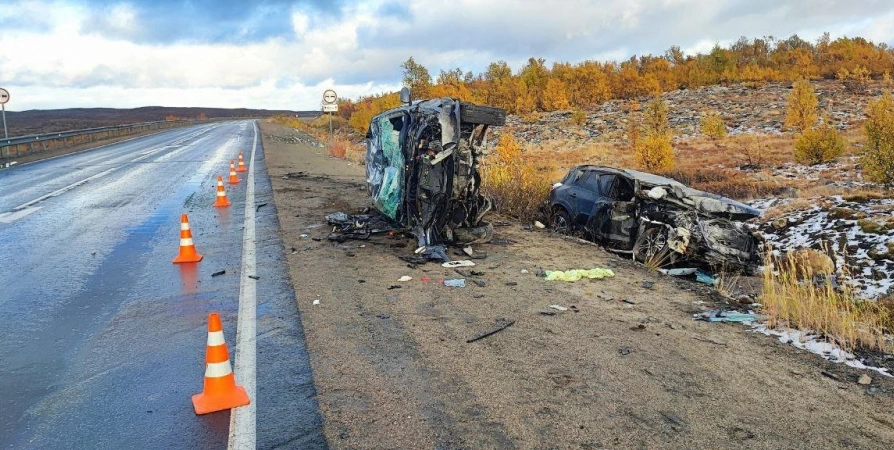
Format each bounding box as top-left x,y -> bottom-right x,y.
622,169 -> 761,221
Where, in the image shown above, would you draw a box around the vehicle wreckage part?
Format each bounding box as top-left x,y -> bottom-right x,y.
452,221 -> 494,245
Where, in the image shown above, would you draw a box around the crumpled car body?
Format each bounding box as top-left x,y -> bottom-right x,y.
548,165 -> 762,271
366,98 -> 506,254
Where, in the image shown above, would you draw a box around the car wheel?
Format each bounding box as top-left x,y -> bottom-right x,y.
551,208 -> 571,234
633,227 -> 676,266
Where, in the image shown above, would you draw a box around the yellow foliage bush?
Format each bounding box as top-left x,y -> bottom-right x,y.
569,109 -> 587,126
862,92 -> 894,186
634,133 -> 676,171
482,133 -> 553,221
700,113 -> 727,139
793,121 -> 846,165
785,79 -> 818,132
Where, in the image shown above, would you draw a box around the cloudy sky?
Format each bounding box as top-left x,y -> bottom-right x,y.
2,0 -> 894,111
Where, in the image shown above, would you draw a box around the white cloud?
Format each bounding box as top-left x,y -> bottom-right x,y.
1,0 -> 894,111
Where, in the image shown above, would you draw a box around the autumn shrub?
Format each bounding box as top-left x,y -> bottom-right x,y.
732,134 -> 767,167
482,133 -> 553,221
760,249 -> 892,353
700,113 -> 727,139
634,133 -> 675,171
785,79 -> 818,132
569,109 -> 587,126
329,139 -> 347,158
633,97 -> 676,171
862,92 -> 894,186
793,121 -> 846,165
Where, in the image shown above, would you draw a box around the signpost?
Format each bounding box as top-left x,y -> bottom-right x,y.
0,88 -> 9,140
321,89 -> 338,152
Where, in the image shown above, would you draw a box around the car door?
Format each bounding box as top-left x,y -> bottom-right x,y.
571,171 -> 605,227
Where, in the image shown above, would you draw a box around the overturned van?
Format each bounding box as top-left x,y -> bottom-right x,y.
365,94 -> 506,259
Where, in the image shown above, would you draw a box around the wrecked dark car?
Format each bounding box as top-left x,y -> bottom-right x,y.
354,94 -> 505,259
548,165 -> 762,272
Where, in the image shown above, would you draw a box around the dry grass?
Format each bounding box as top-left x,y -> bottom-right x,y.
760,249 -> 893,353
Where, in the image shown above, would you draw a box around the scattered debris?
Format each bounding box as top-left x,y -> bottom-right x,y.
641,280 -> 655,289
520,269 -> 529,274
388,285 -> 402,290
858,374 -> 873,385
549,305 -> 568,311
312,299 -> 321,306
443,279 -> 466,287
658,268 -> 698,276
695,270 -> 716,285
300,234 -> 309,239
692,335 -> 728,346
544,268 -> 615,282
695,310 -> 758,323
539,311 -> 557,316
619,348 -> 631,356
442,260 -> 475,268
398,275 -> 412,282
622,299 -> 638,305
248,275 -> 260,280
290,247 -> 297,254
534,221 -> 546,229
466,318 -> 515,343
631,324 -> 647,331
211,270 -> 226,277
256,202 -> 267,211
472,279 -> 487,287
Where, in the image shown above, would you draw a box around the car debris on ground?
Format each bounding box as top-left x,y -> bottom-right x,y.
466,318 -> 515,343
543,268 -> 615,281
549,165 -> 762,272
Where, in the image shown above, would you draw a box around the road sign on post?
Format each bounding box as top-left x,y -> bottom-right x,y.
0,88 -> 9,140
322,90 -> 338,153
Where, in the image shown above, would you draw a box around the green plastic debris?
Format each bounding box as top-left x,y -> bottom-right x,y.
544,268 -> 615,282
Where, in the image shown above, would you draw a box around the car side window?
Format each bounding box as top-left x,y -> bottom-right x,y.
598,175 -> 616,196
578,172 -> 600,192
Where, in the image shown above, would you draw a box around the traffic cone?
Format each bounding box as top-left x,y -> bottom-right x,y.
213,175 -> 231,207
192,313 -> 250,415
227,160 -> 240,184
173,214 -> 203,263
236,152 -> 247,172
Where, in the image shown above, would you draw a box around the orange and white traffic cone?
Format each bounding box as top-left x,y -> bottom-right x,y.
212,175 -> 231,207
192,313 -> 250,415
173,214 -> 203,263
236,152 -> 247,172
228,160 -> 240,185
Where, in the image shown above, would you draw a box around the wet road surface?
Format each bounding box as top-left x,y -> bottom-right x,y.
0,121 -> 326,449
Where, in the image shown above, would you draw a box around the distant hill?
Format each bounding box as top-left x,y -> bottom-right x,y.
3,106 -> 322,136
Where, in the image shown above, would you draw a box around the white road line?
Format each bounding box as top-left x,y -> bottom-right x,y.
0,206 -> 41,224
13,167 -> 117,210
229,121 -> 258,450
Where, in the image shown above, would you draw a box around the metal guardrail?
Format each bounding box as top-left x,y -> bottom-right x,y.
0,119 -> 194,160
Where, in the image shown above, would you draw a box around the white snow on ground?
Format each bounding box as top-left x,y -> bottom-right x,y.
752,324 -> 892,377
751,195 -> 894,299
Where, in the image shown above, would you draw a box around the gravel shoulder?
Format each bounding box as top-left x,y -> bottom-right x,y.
261,120 -> 894,450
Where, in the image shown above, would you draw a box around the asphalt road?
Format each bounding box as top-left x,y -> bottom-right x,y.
0,121 -> 326,449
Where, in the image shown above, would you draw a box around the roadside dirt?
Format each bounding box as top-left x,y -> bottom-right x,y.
262,120 -> 894,450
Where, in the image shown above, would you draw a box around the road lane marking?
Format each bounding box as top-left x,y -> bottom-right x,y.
0,206 -> 41,223
13,167 -> 117,210
229,121 -> 258,450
